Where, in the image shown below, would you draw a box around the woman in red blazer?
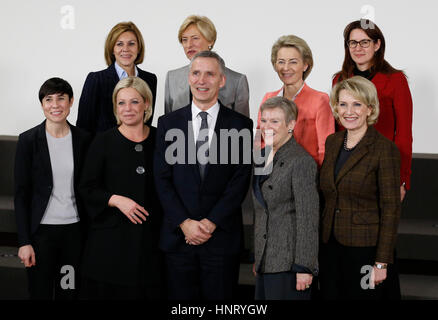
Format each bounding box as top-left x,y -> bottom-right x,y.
256,35 -> 334,167
333,20 -> 413,200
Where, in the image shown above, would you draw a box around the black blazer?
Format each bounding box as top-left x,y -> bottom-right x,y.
154,103 -> 253,255
76,63 -> 157,133
14,121 -> 91,247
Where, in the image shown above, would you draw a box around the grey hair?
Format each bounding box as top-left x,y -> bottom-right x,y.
260,96 -> 298,124
190,50 -> 226,75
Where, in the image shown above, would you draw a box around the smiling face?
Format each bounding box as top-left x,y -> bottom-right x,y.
260,107 -> 296,150
41,93 -> 73,124
274,47 -> 308,87
181,24 -> 213,60
116,87 -> 148,126
349,28 -> 381,71
113,31 -> 139,68
189,57 -> 225,110
337,89 -> 371,132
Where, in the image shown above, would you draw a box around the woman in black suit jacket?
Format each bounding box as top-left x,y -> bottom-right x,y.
15,78 -> 91,299
76,21 -> 157,133
79,77 -> 164,299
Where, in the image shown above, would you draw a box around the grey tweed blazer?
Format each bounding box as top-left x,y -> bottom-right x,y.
252,137 -> 319,274
164,64 -> 249,116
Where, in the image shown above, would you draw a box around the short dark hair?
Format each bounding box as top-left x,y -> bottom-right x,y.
38,77 -> 73,103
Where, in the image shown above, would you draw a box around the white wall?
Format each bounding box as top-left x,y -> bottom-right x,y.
1,0 -> 436,153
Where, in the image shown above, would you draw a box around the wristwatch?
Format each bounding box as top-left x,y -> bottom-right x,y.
374,263 -> 387,269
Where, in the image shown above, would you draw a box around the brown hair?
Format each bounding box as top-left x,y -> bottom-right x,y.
335,19 -> 401,81
104,21 -> 145,66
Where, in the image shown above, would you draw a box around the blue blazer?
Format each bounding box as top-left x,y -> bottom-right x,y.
154,103 -> 253,255
76,63 -> 157,133
14,121 -> 91,247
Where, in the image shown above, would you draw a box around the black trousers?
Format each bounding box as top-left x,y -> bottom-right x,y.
165,250 -> 239,300
27,223 -> 82,300
255,272 -> 312,300
319,235 -> 399,300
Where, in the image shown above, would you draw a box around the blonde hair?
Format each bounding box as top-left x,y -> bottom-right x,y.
104,21 -> 145,66
178,15 -> 217,47
330,76 -> 380,126
112,77 -> 153,125
271,35 -> 314,80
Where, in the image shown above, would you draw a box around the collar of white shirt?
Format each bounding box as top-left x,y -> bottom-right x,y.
277,82 -> 305,101
114,61 -> 139,80
191,101 -> 220,142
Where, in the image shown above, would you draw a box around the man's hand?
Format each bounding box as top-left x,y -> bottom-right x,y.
180,219 -> 212,245
200,218 -> 216,234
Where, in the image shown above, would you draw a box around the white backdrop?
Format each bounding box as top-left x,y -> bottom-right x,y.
1,0 -> 436,153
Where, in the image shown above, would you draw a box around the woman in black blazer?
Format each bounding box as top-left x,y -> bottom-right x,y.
14,78 -> 91,299
79,77 -> 164,299
76,21 -> 157,133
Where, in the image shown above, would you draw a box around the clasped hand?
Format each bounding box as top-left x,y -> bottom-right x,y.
180,218 -> 216,246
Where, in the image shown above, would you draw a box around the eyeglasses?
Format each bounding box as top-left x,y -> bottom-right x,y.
347,39 -> 374,48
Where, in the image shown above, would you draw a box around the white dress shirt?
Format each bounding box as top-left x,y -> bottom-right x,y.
191,101 -> 220,148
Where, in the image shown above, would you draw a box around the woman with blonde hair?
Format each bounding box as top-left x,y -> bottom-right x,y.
79,77 -> 164,299
255,35 -> 334,167
165,15 -> 249,116
319,76 -> 401,300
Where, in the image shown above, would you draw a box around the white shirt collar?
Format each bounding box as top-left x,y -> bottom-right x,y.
191,101 -> 220,121
277,82 -> 305,101
115,61 -> 138,80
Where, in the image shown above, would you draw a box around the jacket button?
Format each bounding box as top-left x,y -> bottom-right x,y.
263,234 -> 267,239
335,209 -> 340,214
48,186 -> 52,190
268,185 -> 273,190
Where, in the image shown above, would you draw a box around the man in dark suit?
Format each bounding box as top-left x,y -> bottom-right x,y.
154,51 -> 253,300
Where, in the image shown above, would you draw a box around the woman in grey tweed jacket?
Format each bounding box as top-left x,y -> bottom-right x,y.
253,96 -> 319,300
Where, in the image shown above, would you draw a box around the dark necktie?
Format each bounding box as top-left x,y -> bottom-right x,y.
196,111 -> 209,180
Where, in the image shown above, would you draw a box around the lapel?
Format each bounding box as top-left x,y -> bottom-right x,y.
203,104 -> 228,181
36,121 -> 53,184
335,126 -> 378,185
178,65 -> 191,107
68,122 -> 80,185
181,106 -> 202,185
105,63 -> 120,86
371,72 -> 390,92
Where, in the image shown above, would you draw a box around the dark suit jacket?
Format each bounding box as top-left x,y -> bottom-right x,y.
154,103 -> 253,255
76,63 -> 157,133
14,121 -> 91,247
319,126 -> 401,263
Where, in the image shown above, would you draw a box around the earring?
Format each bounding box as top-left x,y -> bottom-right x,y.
288,129 -> 293,134
208,45 -> 212,50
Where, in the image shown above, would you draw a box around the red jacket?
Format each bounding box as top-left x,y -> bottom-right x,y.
256,83 -> 335,166
333,72 -> 413,189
